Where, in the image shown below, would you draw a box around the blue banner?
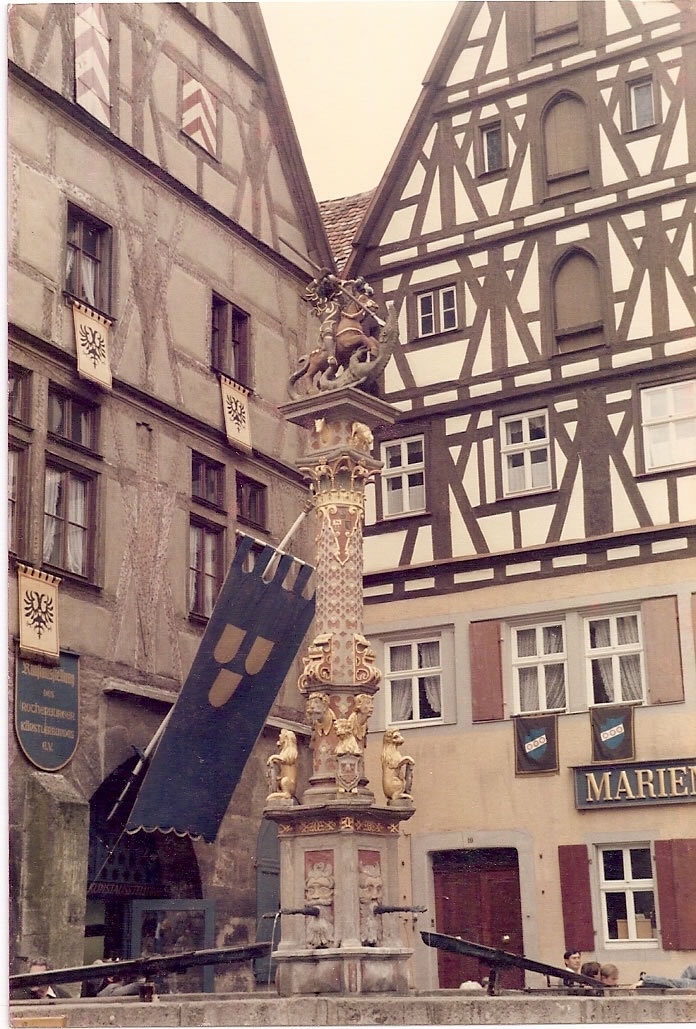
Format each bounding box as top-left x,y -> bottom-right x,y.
514,713 -> 559,775
126,536 -> 314,842
591,704 -> 635,762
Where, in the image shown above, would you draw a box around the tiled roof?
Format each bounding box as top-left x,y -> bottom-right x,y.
318,190 -> 374,274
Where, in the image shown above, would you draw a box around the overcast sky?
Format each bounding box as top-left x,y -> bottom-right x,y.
261,1 -> 459,201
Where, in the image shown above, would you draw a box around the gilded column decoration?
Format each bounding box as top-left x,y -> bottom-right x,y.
354,635 -> 381,689
381,729 -> 415,804
298,633 -> 333,694
266,729 -> 298,804
334,719 -> 361,793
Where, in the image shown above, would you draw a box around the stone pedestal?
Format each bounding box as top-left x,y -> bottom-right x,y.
267,388 -> 415,995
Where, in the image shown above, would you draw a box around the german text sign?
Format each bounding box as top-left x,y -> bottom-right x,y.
15,652 -> 79,771
574,757 -> 696,809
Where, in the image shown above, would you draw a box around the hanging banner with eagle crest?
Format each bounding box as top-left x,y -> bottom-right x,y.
126,535 -> 315,842
72,301 -> 112,388
221,375 -> 252,451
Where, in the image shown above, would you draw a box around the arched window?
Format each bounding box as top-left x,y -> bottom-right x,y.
553,251 -> 604,352
543,95 -> 590,196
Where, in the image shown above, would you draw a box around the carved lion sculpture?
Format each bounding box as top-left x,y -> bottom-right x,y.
266,728 -> 298,801
381,727 -> 415,803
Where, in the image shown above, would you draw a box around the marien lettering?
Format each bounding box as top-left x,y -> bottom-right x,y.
585,765 -> 696,802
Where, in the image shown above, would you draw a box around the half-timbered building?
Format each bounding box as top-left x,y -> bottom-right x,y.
344,0 -> 696,988
8,1 -> 331,985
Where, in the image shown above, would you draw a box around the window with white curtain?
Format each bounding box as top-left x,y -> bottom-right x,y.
585,612 -> 645,705
629,79 -> 655,131
512,622 -> 567,713
43,464 -> 92,575
189,521 -> 223,618
380,436 -> 426,516
500,411 -> 551,496
641,380 -> 696,471
66,204 -> 112,313
385,638 -> 442,724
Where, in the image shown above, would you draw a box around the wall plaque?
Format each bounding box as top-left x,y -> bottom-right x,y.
15,651 -> 79,771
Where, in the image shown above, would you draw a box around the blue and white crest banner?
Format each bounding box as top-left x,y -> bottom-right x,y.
514,713 -> 559,775
591,704 -> 635,762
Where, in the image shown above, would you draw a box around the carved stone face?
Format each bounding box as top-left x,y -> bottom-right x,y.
305,693 -> 330,722
355,695 -> 374,716
305,866 -> 334,907
358,866 -> 383,905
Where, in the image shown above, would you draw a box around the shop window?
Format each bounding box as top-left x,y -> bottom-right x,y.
533,1 -> 579,54
43,464 -> 95,577
585,612 -> 645,706
385,637 -> 442,724
553,251 -> 604,352
543,94 -> 590,196
500,410 -> 551,496
66,204 -> 112,314
212,294 -> 250,386
640,380 -> 696,471
416,286 -> 458,338
629,78 -> 655,131
192,452 -> 224,508
236,474 -> 267,529
598,845 -> 657,944
380,435 -> 426,516
512,622 -> 567,713
189,521 -> 223,618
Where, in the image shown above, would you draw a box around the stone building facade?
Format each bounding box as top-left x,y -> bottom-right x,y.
8,2 -> 332,985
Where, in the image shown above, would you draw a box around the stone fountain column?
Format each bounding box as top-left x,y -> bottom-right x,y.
265,376 -> 416,994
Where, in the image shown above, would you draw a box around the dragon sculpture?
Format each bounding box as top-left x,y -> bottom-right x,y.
288,271 -> 398,398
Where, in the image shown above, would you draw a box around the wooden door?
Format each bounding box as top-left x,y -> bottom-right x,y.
433,849 -> 524,988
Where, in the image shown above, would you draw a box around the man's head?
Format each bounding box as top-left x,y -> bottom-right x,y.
600,962 -> 619,986
564,949 -> 581,973
27,957 -> 51,998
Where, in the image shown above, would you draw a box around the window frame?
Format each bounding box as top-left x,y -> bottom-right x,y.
235,473 -> 267,531
542,93 -> 591,198
8,442 -> 27,556
191,452 -> 225,510
596,843 -> 658,947
552,249 -> 605,354
9,364 -> 30,424
640,380 -> 696,473
65,203 -> 112,316
626,76 -> 658,133
511,620 -> 567,715
188,519 -> 225,619
42,460 -> 97,579
379,434 -> 426,518
499,409 -> 553,498
47,386 -> 99,452
415,285 -> 459,339
478,120 -> 506,177
584,611 -> 646,707
212,293 -> 250,387
384,635 -> 444,727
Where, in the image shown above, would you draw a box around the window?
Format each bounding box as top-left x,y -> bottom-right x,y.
641,380 -> 696,471
212,294 -> 249,385
192,453 -> 224,508
553,251 -> 603,352
381,436 -> 426,516
9,365 -> 29,422
48,388 -> 98,449
416,286 -> 458,338
66,205 -> 111,313
500,411 -> 551,496
236,474 -> 267,529
586,612 -> 645,705
512,623 -> 566,713
629,78 -> 655,131
8,445 -> 24,554
533,1 -> 578,54
386,638 -> 442,724
43,464 -> 94,576
598,845 -> 656,943
543,95 -> 590,196
481,123 -> 504,174
189,522 -> 223,618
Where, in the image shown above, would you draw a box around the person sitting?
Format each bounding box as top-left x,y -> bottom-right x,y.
581,960 -> 601,981
599,962 -> 620,987
10,957 -> 70,1000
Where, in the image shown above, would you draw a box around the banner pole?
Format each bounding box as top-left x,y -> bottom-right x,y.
106,706 -> 174,823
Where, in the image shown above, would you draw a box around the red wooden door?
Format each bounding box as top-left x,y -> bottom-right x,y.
433,849 -> 524,988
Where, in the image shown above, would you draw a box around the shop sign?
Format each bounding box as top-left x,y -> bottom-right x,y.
574,757 -> 696,809
15,651 -> 79,771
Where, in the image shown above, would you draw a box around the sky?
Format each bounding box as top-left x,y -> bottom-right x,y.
261,1 -> 459,201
